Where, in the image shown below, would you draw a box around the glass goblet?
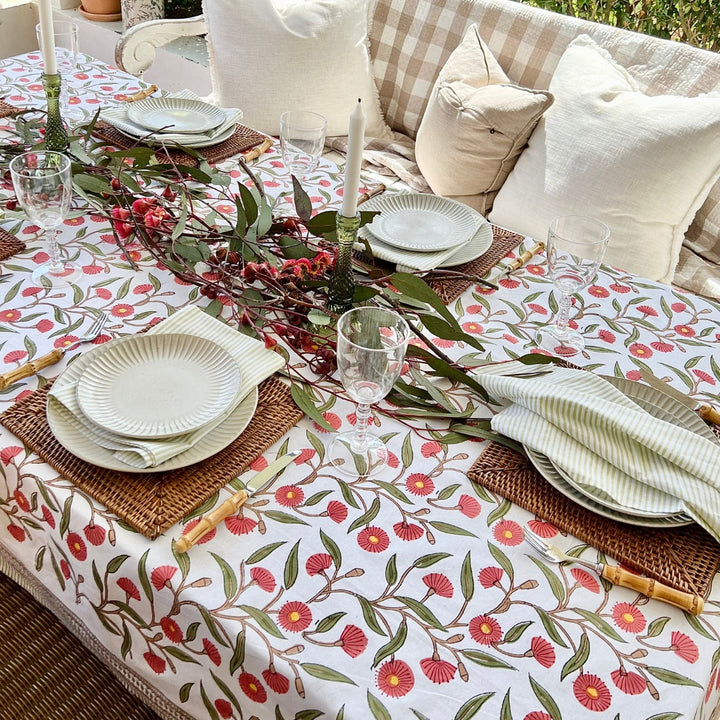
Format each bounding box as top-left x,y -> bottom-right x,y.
276,109 -> 327,215
10,151 -> 82,287
329,307 -> 410,477
535,215 -> 610,356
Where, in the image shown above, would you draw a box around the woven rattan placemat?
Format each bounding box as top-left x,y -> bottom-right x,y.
0,376 -> 303,539
0,227 -> 26,262
429,226 -> 525,304
0,571 -> 161,720
93,121 -> 268,167
467,441 -> 720,597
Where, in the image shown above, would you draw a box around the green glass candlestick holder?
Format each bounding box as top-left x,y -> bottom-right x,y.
327,212 -> 360,314
42,72 -> 69,152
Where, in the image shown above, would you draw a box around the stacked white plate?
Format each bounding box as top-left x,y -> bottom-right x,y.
100,91 -> 243,148
47,333 -> 257,473
524,376 -> 716,528
357,193 -> 493,272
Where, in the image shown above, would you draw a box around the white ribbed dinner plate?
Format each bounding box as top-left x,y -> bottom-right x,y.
369,193 -> 478,252
77,334 -> 241,439
47,336 -> 257,473
128,97 -> 226,134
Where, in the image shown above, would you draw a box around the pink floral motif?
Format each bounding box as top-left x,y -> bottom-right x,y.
573,673 -> 611,711
530,636 -> 555,668
357,526 -> 390,553
493,520 -> 524,546
611,668 -> 646,695
405,473 -> 434,496
478,566 -> 503,588
203,638 -> 222,666
117,577 -> 140,601
671,631 -> 699,663
611,603 -> 646,633
150,565 -> 177,591
376,659 -> 414,698
468,615 -> 502,645
225,516 -> 257,535
250,567 -> 276,592
305,553 -> 333,576
422,573 -> 454,598
393,521 -> 424,541
144,652 -> 166,674
325,501 -> 348,523
278,601 -> 312,632
339,625 -> 368,658
262,668 -> 290,693
420,657 -> 456,684
457,494 -> 481,518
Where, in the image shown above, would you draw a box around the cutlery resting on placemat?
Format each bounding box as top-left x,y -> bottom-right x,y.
525,527 -> 704,614
0,312 -> 107,389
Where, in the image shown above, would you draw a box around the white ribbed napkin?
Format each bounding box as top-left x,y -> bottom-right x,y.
100,90 -> 243,146
475,365 -> 720,541
49,306 -> 284,469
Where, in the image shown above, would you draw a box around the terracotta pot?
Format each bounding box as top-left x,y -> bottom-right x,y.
81,0 -> 122,15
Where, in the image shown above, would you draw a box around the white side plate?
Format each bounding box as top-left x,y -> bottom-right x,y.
128,97 -> 226,134
77,334 -> 241,439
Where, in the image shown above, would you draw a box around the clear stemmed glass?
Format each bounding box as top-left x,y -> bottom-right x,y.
329,307 -> 410,477
535,215 -> 610,356
10,151 -> 82,287
277,110 -> 327,215
36,20 -> 83,125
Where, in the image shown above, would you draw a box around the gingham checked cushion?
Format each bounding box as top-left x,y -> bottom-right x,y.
365,0 -> 720,299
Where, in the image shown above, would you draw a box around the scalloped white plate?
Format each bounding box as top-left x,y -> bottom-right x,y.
77,334 -> 241,439
48,336 -> 257,473
369,193 -> 478,252
128,97 -> 226,134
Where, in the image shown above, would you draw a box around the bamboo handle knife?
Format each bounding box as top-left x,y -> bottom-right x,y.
0,348 -> 63,389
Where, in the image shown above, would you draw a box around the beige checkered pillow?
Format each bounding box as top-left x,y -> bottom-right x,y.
367,0 -> 720,298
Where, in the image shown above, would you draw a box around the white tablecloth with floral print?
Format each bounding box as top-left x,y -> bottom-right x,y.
1,52 -> 720,720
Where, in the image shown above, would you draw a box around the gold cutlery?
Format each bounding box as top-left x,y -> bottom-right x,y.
524,526 -> 704,614
497,241 -> 545,279
175,450 -> 301,553
0,312 -> 108,390
638,369 -> 720,426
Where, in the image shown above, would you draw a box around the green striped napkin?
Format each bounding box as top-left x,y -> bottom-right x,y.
49,306 -> 284,469
475,364 -> 720,542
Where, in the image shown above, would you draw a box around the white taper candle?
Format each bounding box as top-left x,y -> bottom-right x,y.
38,0 -> 57,75
340,98 -> 365,218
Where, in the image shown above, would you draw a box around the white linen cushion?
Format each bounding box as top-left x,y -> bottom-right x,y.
489,34 -> 720,284
415,25 -> 553,215
202,0 -> 391,138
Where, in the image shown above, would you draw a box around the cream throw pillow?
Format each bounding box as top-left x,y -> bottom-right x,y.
202,0 -> 391,138
489,35 -> 720,284
415,25 -> 553,215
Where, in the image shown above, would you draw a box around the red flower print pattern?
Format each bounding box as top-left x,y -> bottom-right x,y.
250,567 -> 276,592
262,668 -> 290,693
150,565 -> 177,591
422,573 -> 454,598
203,638 -> 221,666
629,343 -> 652,358
526,519 -> 557,538
160,616 -> 183,643
182,518 -> 215,545
67,532 -> 87,561
376,659 -> 414,698
420,657 -> 456,684
671,631 -> 699,663
325,500 -> 348,523
493,520 -> 524,546
611,603 -> 646,633
117,577 -> 140,601
275,485 -> 304,507
524,713 -> 552,720
214,699 -> 232,719
393,521 -> 424,541
458,494 -> 481,518
1,446 -> 23,465
225,516 -> 257,535
83,523 -> 105,546
305,553 -> 333,575
339,624 -> 368,658
357,526 -> 390,553
405,473 -> 434,496
469,615 -> 502,645
238,672 -> 267,703
13,490 -> 30,512
571,568 -> 600,593
421,441 -> 442,457
478,566 -> 503,589
611,668 -> 646,695
573,673 -> 611,711
144,651 -> 166,674
278,601 -> 312,632
530,636 -> 555,668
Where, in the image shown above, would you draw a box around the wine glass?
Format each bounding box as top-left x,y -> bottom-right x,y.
10,151 -> 82,287
535,215 -> 610,356
36,20 -> 83,125
276,110 -> 327,215
329,307 -> 410,477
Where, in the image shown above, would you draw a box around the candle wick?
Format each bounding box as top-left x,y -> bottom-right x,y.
357,98 -> 361,103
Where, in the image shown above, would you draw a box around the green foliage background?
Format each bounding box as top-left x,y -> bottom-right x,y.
518,0 -> 719,50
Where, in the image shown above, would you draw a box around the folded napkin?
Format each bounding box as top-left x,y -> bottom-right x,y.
355,193 -> 481,272
100,90 -> 243,147
49,306 -> 284,469
475,364 -> 720,541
